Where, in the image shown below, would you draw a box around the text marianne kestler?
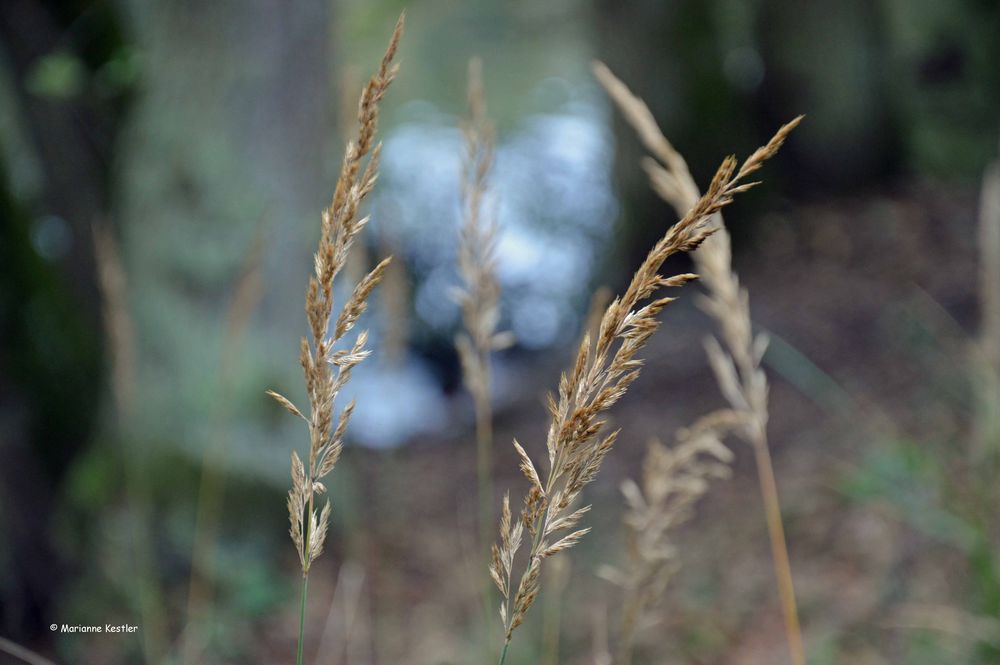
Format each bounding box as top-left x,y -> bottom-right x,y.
54,624 -> 139,633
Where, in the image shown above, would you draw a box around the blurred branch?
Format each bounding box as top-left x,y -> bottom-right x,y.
0,636 -> 57,665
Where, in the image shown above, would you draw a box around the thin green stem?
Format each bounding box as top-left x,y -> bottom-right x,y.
497,640 -> 510,665
298,483 -> 314,665
297,573 -> 309,665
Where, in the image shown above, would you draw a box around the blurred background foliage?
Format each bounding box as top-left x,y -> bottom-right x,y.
1,0 -> 999,663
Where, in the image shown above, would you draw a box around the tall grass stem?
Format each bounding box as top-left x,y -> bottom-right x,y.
752,435 -> 805,665
297,573 -> 309,665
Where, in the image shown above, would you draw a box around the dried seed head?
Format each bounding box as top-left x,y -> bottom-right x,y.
273,16 -> 404,575
493,66 -> 797,647
594,62 -> 801,664
455,56 -> 510,447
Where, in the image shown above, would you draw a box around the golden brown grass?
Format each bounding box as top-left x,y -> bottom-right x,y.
594,60 -> 806,665
454,56 -> 515,655
455,56 -> 513,562
267,15 -> 404,664
606,412 -> 740,665
489,107 -> 797,664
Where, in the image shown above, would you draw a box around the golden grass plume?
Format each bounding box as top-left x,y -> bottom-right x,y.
594,59 -> 806,665
454,58 -> 514,576
490,103 -> 797,662
605,412 -> 740,665
456,56 -> 513,406
267,13 -> 403,578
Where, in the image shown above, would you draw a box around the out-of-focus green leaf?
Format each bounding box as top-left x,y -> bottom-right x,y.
95,47 -> 142,94
26,51 -> 87,100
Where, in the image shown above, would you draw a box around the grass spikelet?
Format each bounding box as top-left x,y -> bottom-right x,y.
595,60 -> 806,665
454,56 -> 512,641
456,56 -> 506,379
491,102 -> 796,662
455,57 -> 509,491
608,411 -> 741,665
268,15 -> 404,665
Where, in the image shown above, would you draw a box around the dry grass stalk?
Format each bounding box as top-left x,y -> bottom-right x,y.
266,15 -> 404,664
605,412 -> 740,665
490,115 -> 795,664
0,636 -> 57,665
454,57 -> 512,599
456,55 -> 511,449
314,560 -> 370,665
338,64 -> 372,291
93,224 -> 137,421
93,223 -> 168,664
183,229 -> 265,663
594,60 -> 806,665
974,155 -> 1000,458
890,603 -> 1000,646
591,605 -> 613,665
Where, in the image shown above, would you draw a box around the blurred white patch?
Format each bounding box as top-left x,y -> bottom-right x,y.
347,80 -> 617,446
343,356 -> 448,449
